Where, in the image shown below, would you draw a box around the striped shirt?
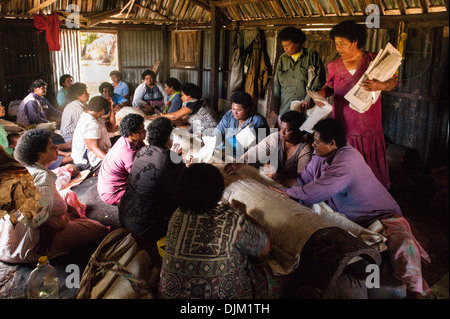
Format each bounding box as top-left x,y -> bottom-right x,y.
60,100 -> 86,142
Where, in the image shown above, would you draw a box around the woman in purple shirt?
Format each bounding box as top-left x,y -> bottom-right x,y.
279,118 -> 431,298
97,113 -> 146,205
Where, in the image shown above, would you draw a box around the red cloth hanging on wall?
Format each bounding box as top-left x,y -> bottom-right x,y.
33,11 -> 61,51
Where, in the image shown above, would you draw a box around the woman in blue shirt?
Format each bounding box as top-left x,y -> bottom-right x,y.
99,82 -> 129,114
110,70 -> 130,101
212,91 -> 269,155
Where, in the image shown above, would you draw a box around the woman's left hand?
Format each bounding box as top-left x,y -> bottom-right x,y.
360,79 -> 385,92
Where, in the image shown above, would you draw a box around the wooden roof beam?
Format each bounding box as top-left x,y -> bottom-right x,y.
395,0 -> 407,15
313,0 -> 325,16
341,0 -> 355,16
135,3 -> 172,20
85,8 -> 123,27
26,0 -> 58,14
329,0 -> 342,17
213,0 -> 276,7
186,0 -> 210,12
416,0 -> 429,13
372,0 -> 386,15
225,11 -> 449,28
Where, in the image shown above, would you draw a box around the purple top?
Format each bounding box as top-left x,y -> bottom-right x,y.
285,145 -> 401,227
97,136 -> 144,198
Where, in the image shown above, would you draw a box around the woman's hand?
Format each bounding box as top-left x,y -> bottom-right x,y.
360,79 -> 385,92
224,163 -> 244,175
263,163 -> 277,179
300,100 -> 313,111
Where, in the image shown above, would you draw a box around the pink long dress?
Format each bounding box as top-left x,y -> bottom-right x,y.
325,51 -> 390,189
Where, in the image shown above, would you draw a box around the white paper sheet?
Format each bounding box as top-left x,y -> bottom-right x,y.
344,43 -> 403,113
299,90 -> 333,133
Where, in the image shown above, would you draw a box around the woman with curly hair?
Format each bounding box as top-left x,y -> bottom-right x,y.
0,129 -> 109,263
315,20 -> 398,189
118,117 -> 187,244
97,113 -> 146,205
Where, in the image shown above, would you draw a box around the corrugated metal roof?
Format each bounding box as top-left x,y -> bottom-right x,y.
0,0 -> 447,27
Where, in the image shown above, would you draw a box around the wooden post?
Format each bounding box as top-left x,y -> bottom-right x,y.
197,30 -> 204,90
0,26 -> 7,104
209,3 -> 221,112
162,24 -> 170,82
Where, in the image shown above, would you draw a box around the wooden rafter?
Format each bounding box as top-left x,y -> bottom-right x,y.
280,0 -> 296,18
341,0 -> 355,16
290,0 -> 305,18
395,0 -> 407,15
418,0 -> 429,13
120,0 -> 134,14
372,0 -> 385,15
26,0 -> 58,14
328,0 -> 342,17
213,0 -> 278,7
125,0 -> 135,19
186,0 -> 210,12
313,0 -> 325,16
226,11 -> 449,28
135,3 -> 171,20
298,0 -> 312,17
87,8 -> 123,27
356,0 -> 367,15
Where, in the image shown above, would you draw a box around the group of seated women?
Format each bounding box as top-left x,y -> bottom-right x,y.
0,42 -> 430,298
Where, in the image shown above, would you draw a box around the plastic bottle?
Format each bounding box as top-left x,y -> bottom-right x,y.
27,256 -> 59,299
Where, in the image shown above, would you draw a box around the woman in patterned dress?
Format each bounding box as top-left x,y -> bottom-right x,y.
159,83 -> 218,136
159,163 -> 278,299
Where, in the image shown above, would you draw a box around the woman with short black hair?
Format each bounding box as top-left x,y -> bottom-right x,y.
159,82 -> 218,136
212,90 -> 268,156
316,20 -> 398,189
118,117 -> 187,244
273,27 -> 326,117
159,163 -> 277,299
71,96 -> 116,173
225,110 -> 313,184
60,82 -> 90,144
57,74 -> 74,109
132,69 -> 168,114
98,113 -> 146,205
110,70 -> 130,100
99,81 -> 129,113
163,77 -> 182,114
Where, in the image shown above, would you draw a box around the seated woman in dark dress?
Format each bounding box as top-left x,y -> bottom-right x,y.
118,117 -> 187,245
159,163 -> 278,299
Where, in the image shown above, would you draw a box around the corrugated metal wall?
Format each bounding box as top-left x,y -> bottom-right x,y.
51,29 -> 82,94
117,29 -> 164,88
382,26 -> 449,167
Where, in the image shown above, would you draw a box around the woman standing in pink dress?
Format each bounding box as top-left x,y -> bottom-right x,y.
316,20 -> 398,189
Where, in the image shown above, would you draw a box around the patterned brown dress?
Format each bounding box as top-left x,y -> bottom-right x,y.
159,204 -> 276,299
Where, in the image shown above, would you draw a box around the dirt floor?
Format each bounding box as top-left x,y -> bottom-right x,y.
389,165 -> 449,298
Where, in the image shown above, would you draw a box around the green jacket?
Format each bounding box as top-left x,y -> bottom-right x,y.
0,123 -> 13,156
273,47 -> 326,115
